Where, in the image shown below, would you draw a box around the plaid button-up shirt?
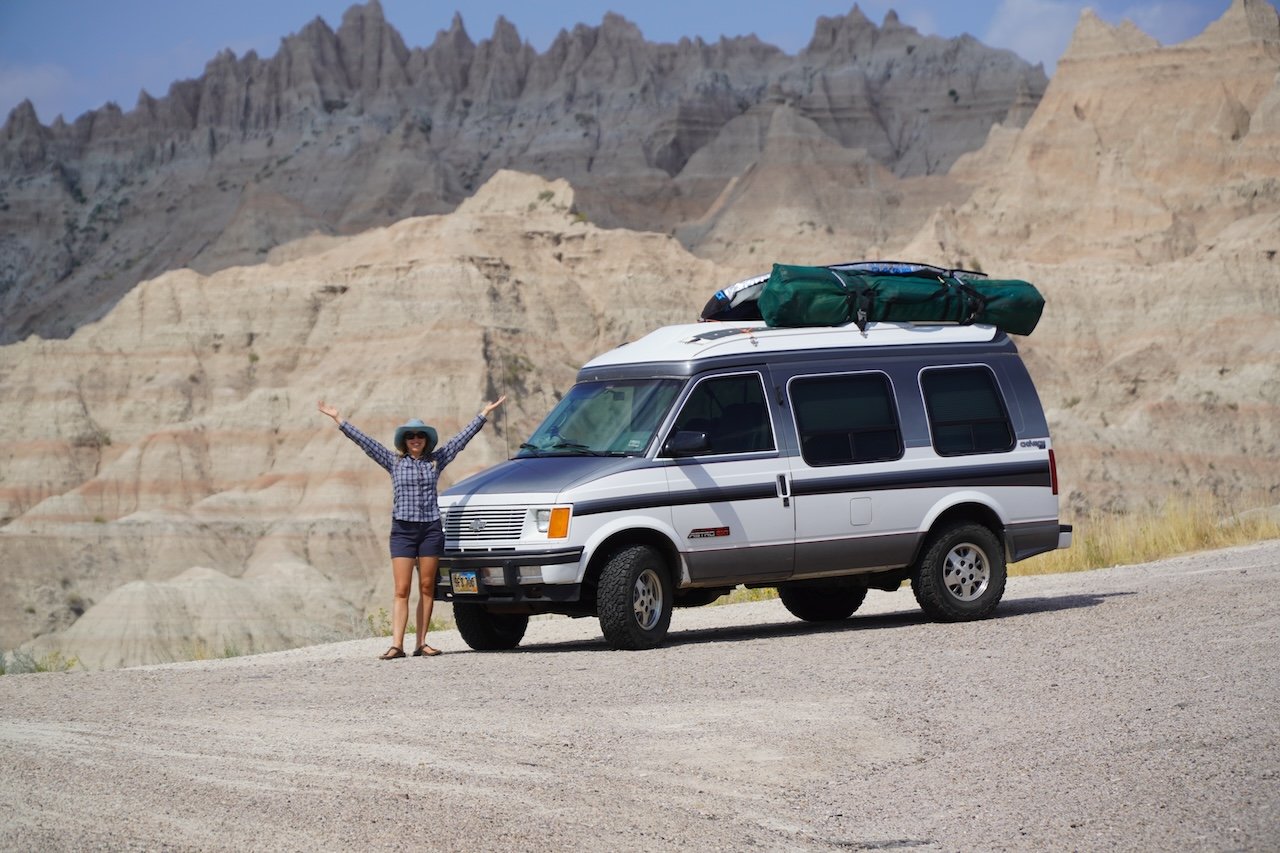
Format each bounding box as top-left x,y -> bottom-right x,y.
339,415 -> 487,522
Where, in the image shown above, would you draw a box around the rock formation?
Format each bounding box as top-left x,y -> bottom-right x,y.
904,0 -> 1280,265
0,170 -> 722,664
2,1 -> 1278,669
0,2 -> 1046,343
899,0 -> 1280,515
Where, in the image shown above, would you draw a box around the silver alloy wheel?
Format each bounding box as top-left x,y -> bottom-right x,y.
942,542 -> 990,601
633,568 -> 663,630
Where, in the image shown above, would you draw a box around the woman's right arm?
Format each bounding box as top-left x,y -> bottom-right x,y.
318,400 -> 342,425
319,400 -> 395,472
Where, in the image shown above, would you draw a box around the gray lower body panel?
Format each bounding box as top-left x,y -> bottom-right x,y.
684,542 -> 793,585
793,532 -> 919,579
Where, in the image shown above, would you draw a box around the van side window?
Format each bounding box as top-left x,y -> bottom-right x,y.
921,367 -> 1015,455
670,374 -> 774,455
791,373 -> 903,466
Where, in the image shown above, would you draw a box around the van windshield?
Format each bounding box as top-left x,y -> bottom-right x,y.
517,379 -> 682,457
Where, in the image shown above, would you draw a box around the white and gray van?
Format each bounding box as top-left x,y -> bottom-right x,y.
435,320 -> 1072,650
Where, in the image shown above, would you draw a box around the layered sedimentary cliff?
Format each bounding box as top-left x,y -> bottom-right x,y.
905,0 -> 1280,266
901,0 -> 1280,515
2,1 -> 1278,669
0,2 -> 1046,343
0,171 -> 721,665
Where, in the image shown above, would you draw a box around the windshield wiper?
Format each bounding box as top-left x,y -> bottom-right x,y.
517,442 -> 543,457
549,441 -> 607,456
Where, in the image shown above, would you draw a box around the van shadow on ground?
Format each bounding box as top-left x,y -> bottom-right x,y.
501,590 -> 1134,654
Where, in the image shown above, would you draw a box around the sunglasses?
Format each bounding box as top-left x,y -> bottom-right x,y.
404,432 -> 430,441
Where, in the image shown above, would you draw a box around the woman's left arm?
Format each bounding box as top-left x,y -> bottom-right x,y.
434,397 -> 507,469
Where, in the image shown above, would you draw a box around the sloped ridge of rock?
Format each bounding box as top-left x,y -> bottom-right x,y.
0,169 -> 726,667
1188,0 -> 1280,48
1059,10 -> 1159,60
0,1 -> 1047,344
903,0 -> 1280,267
6,3 -> 1279,673
25,564 -> 358,670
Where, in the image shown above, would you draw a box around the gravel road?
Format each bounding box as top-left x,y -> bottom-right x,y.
2,541 -> 1278,852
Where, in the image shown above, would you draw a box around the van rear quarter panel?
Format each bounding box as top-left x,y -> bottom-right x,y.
769,342 -> 1058,576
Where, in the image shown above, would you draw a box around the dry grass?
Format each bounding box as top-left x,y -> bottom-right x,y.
1015,496 -> 1280,576
716,585 -> 780,606
0,649 -> 79,675
713,495 -> 1279,599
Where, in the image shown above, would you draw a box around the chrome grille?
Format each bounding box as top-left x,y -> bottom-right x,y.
443,507 -> 526,543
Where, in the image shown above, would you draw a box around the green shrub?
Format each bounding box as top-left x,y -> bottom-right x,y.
1,649 -> 79,674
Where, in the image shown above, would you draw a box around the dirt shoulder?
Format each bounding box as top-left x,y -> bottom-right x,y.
2,541 -> 1278,851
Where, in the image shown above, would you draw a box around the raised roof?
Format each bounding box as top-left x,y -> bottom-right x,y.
583,321 -> 1002,368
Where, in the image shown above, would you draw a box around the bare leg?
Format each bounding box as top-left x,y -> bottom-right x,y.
415,564 -> 426,651
390,557 -> 416,652
418,557 -> 440,653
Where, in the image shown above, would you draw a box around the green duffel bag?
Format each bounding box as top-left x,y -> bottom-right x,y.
758,264 -> 1045,335
757,264 -> 854,327
858,274 -> 1045,335
855,272 -> 976,327
758,265 -> 973,329
964,279 -> 1045,336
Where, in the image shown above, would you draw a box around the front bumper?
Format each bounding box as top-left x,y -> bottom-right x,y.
435,547 -> 584,603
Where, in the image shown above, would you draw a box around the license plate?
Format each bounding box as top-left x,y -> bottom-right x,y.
451,571 -> 479,594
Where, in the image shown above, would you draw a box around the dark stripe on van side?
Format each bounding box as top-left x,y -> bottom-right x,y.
573,460 -> 1050,517
790,460 -> 1051,497
574,483 -> 777,517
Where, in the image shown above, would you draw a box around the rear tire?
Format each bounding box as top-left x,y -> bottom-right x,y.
912,522 -> 1006,622
778,579 -> 868,622
453,603 -> 529,651
597,545 -> 673,650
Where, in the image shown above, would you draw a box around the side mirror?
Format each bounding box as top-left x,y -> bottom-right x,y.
665,430 -> 710,457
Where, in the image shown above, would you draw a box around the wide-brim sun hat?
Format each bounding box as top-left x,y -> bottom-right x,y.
394,418 -> 438,455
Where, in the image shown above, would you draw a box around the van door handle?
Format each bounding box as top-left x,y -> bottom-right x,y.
777,474 -> 791,508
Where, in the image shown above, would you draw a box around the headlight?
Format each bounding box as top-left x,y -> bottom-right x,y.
535,507 -> 571,538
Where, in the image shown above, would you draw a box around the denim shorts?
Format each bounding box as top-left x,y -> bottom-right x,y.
389,518 -> 445,559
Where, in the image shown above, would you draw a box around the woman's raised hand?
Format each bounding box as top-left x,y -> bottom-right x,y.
318,400 -> 341,423
481,395 -> 507,418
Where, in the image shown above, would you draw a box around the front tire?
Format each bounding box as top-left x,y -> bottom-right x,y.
597,545 -> 673,650
778,579 -> 868,622
912,522 -> 1006,622
453,603 -> 529,650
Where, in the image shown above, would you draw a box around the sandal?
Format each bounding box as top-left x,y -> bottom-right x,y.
414,644 -> 442,657
378,646 -> 405,660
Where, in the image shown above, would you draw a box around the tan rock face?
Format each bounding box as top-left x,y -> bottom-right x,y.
678,105 -> 973,273
23,564 -> 359,670
977,249 -> 1280,518
3,3 -> 1279,669
0,3 -> 1045,344
0,171 -> 721,660
891,0 -> 1280,515
904,0 -> 1280,266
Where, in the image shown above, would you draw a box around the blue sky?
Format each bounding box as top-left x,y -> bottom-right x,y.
0,0 -> 1229,125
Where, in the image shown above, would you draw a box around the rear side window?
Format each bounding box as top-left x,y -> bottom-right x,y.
921,366 -> 1014,455
791,373 -> 903,466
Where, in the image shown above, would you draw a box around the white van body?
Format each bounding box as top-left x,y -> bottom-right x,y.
436,320 -> 1071,650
